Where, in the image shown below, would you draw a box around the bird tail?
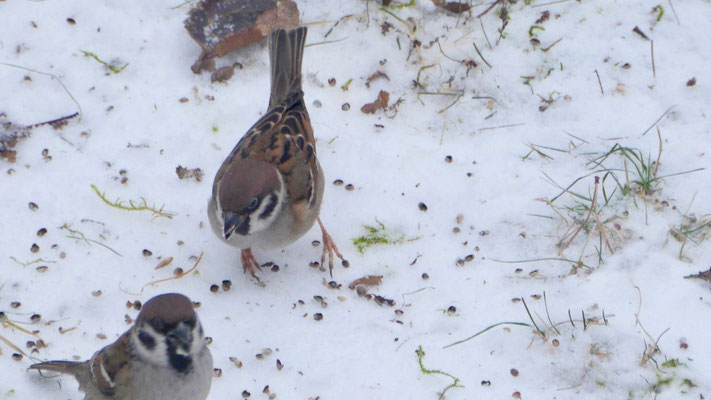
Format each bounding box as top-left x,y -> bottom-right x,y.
268,26 -> 307,109
29,360 -> 81,374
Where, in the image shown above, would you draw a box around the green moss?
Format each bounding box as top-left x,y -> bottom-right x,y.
80,50 -> 129,74
352,220 -> 405,253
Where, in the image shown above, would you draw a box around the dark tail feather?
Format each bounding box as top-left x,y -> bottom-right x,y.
29,360 -> 81,374
268,27 -> 307,109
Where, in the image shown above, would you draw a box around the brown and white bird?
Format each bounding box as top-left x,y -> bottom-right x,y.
28,293 -> 213,400
207,27 -> 346,277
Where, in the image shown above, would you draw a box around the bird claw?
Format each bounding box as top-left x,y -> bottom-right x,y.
240,248 -> 262,281
317,217 -> 348,277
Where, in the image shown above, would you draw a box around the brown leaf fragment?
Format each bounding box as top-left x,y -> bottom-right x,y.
536,10 -> 550,24
185,0 -> 299,62
0,150 -> 17,163
348,275 -> 383,290
211,65 -> 235,83
361,90 -> 390,114
685,267 -> 711,282
365,71 -> 390,88
432,0 -> 471,14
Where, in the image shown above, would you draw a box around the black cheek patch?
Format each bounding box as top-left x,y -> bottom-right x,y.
259,194 -> 279,220
167,342 -> 192,374
138,330 -> 156,350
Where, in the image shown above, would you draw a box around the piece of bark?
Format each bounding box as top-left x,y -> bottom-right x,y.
185,0 -> 299,61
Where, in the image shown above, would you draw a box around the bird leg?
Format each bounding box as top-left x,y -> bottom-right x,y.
240,248 -> 262,280
317,217 -> 349,277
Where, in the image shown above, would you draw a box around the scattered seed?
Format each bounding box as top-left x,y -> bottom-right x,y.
66,17 -> 76,25
59,251 -> 66,259
341,103 -> 350,111
479,230 -> 490,236
96,333 -> 107,340
36,339 -> 46,348
36,266 -> 48,272
447,306 -> 457,314
328,78 -> 336,86
333,179 -> 344,186
214,368 -> 222,377
309,261 -> 320,268
133,300 -> 142,310
355,285 -> 367,296
456,214 -> 464,224
10,302 -> 21,309
510,368 -> 519,377
126,301 -> 133,309
452,227 -> 461,234
481,380 -> 491,386
179,97 -> 189,103
552,339 -> 559,347
312,240 -> 321,247
155,256 -> 173,269
204,336 -> 212,344
173,267 -> 184,276
263,385 -> 270,394
342,260 -> 350,268
464,254 -> 474,262
313,313 -> 323,321
394,309 -> 404,316
621,63 -> 631,69
680,341 -> 688,349
422,273 -> 429,280
31,243 -> 40,253
345,184 -> 355,191
418,202 -> 428,212
271,264 -> 280,272
12,353 -> 22,361
230,356 -> 243,368
210,284 -> 219,293
513,391 -> 521,399
444,155 -> 453,163
221,280 -> 232,291
687,77 -> 696,86
37,228 -> 48,237
456,259 -> 465,266
276,359 -> 283,370
26,341 -> 35,349
92,290 -> 102,297
312,100 -> 322,108
30,314 -> 41,323
241,390 -> 250,398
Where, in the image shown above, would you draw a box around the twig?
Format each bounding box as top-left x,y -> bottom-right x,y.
477,0 -> 503,18
443,321 -> 531,348
667,0 -> 680,24
479,18 -> 492,49
543,291 -> 561,335
0,63 -> 83,119
473,41 -> 492,68
650,40 -> 656,80
594,69 -> 604,95
531,0 -> 569,7
642,105 -> 674,136
522,298 -> 546,338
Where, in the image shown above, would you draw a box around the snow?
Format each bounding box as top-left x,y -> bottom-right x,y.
1,0 -> 710,399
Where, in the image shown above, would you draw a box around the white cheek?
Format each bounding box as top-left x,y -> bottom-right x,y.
249,191 -> 284,233
131,327 -> 169,367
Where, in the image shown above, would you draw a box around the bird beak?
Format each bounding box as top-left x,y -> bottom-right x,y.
169,325 -> 192,354
224,213 -> 249,239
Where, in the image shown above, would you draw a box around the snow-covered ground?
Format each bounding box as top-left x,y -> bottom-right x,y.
2,0 -> 710,399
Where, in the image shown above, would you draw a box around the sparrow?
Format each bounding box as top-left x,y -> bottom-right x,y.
28,293 -> 213,400
207,27 -> 347,278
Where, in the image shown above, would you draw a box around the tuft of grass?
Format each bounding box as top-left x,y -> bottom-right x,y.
80,50 -> 129,74
416,346 -> 463,399
91,184 -> 175,219
669,199 -> 710,262
59,223 -> 123,257
352,219 -> 405,253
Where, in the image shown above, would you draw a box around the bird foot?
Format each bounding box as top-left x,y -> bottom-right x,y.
317,217 -> 349,277
240,248 -> 262,281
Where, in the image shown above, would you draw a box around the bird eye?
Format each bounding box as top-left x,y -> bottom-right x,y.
248,197 -> 259,211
